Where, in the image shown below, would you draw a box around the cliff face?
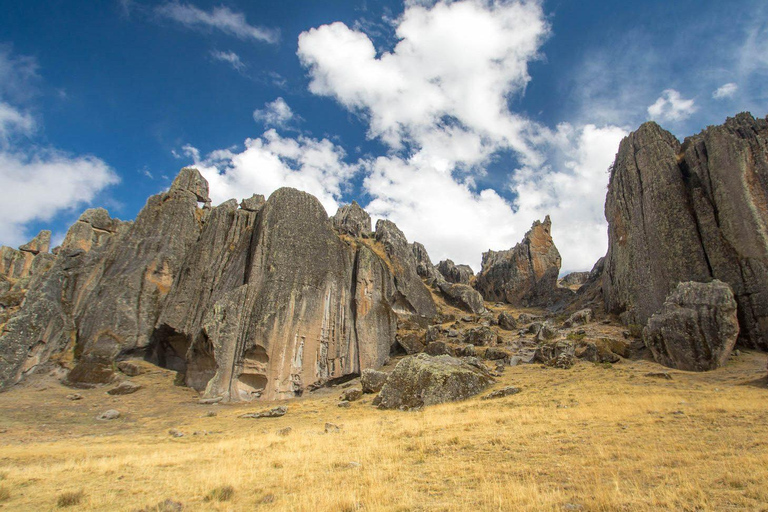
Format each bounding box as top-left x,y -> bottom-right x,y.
474,216 -> 569,307
604,113 -> 768,350
0,170 -> 435,399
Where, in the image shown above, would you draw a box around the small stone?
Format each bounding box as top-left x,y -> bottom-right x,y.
645,372 -> 673,380
276,427 -> 292,436
96,409 -> 120,421
116,361 -> 141,377
340,388 -> 363,402
204,411 -> 217,417
325,422 -> 342,433
168,429 -> 184,438
66,393 -> 83,401
337,401 -> 351,408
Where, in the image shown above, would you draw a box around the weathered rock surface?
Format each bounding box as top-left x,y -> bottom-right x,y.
361,369 -> 388,393
375,221 -> 437,319
604,114 -> 768,351
376,353 -> 494,410
437,259 -> 473,285
475,216 -> 572,307
331,201 -> 372,238
643,280 -> 739,371
411,242 -> 485,314
559,271 -> 589,288
1,169 -> 424,400
497,312 -> 517,330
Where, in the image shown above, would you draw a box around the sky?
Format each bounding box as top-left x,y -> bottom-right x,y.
0,0 -> 766,274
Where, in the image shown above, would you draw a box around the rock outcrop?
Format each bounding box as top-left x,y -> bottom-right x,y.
411,242 -> 485,314
604,113 -> 768,351
437,259 -> 473,285
375,353 -> 494,410
475,216 -> 571,307
643,280 -> 739,371
331,201 -> 371,238
0,175 -> 435,401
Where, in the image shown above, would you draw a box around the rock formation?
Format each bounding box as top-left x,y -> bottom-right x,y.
604,113 -> 768,351
475,216 -> 571,307
375,353 -> 494,410
0,173 -> 436,401
436,259 -> 473,285
411,242 -> 485,314
643,281 -> 739,371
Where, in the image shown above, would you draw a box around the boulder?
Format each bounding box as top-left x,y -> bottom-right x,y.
642,280 -> 739,371
239,194 -> 266,212
475,216 -> 573,307
331,201 -> 371,238
534,341 -> 575,367
411,243 -> 485,314
340,388 -> 363,402
96,409 -> 120,421
463,326 -> 498,346
239,406 -> 287,419
107,381 -> 142,395
397,332 -> 426,355
604,113 -> 768,350
497,312 -> 517,330
563,309 -> 593,328
559,271 -> 589,288
436,259 -> 473,285
361,369 -> 388,393
376,353 -> 494,410
425,341 -> 454,356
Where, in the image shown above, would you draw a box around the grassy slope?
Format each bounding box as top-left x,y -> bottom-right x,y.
0,347 -> 767,511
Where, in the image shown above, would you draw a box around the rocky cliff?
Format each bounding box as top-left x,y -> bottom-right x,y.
603,113 -> 768,351
0,169 -> 436,399
474,216 -> 571,307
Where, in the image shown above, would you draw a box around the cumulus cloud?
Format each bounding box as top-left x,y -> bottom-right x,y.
253,97 -> 294,128
0,49 -> 119,247
183,129 -> 357,215
647,89 -> 697,122
297,0 -> 549,166
210,50 -> 244,71
155,2 -> 279,44
712,82 -> 738,99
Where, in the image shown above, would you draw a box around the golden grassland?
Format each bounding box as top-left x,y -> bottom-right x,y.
0,351 -> 767,511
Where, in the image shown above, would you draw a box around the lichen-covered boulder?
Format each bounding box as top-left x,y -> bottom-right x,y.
376,353 -> 494,410
643,280 -> 739,371
361,369 -> 388,393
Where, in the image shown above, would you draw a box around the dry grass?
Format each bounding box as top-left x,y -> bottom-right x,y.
0,351 -> 767,511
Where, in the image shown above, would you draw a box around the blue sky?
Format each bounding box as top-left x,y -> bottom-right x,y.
0,0 -> 765,273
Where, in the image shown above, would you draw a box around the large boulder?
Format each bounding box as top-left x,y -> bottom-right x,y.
604,113 -> 768,350
475,216 -> 572,307
411,242 -> 484,314
376,353 -> 494,410
643,280 -> 739,371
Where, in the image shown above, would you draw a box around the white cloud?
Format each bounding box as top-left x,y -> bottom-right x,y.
0,150 -> 119,245
712,82 -> 738,99
647,89 -> 697,123
0,49 -> 119,247
210,50 -> 244,71
182,129 -> 357,215
253,97 -> 294,128
155,2 -> 279,44
297,0 -> 549,166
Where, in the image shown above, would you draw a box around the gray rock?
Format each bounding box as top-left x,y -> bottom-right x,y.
396,332 -> 426,355
376,353 -> 494,410
482,386 -> 521,400
559,271 -> 589,288
534,322 -> 558,341
239,194 -> 266,212
96,409 -> 120,421
484,347 -> 510,361
331,201 -> 372,238
425,341 -> 454,356
475,217 -> 573,307
534,341 -> 575,367
563,309 -> 593,328
434,280 -> 486,315
361,369 -> 388,393
643,280 -> 739,371
604,114 -> 768,350
340,388 -> 363,402
116,361 -> 141,377
463,326 -> 498,346
324,422 -> 341,433
19,230 -> 51,255
107,381 -> 142,395
497,311 -> 517,330
436,259 -> 474,285
374,220 -> 437,319
239,406 -> 288,419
